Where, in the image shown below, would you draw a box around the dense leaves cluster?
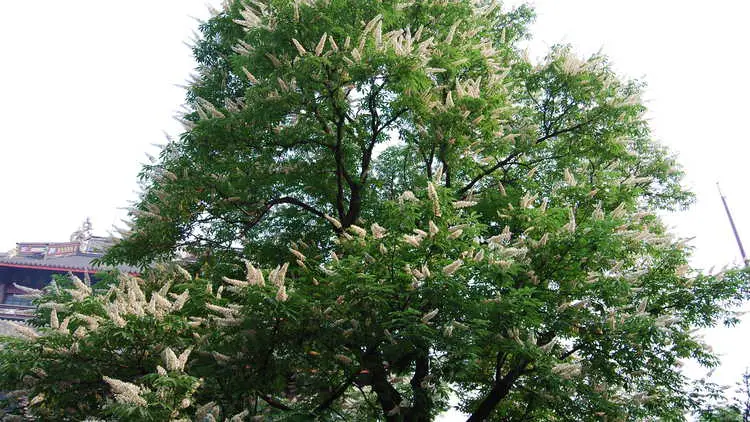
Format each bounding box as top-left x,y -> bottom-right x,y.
2,0 -> 749,420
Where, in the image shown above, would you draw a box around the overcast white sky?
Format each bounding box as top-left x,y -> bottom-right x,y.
0,0 -> 211,247
1,0 -> 749,411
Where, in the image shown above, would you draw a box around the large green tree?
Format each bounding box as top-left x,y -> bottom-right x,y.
2,0 -> 749,420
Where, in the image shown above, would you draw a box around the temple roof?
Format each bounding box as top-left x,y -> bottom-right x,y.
0,219 -> 139,275
0,254 -> 138,274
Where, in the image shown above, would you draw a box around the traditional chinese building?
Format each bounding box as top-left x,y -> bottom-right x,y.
0,219 -> 137,321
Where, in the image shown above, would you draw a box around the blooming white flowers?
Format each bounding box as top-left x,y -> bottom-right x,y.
348,224 -> 367,238
421,308 -> 439,324
551,362 -> 582,379
162,347 -> 192,372
453,200 -> 478,209
442,259 -> 463,276
399,190 -> 419,202
325,214 -> 343,229
0,321 -> 39,340
371,222 -> 387,239
428,220 -> 439,237
103,376 -> 147,406
563,168 -> 577,187
276,284 -> 289,302
427,182 -> 441,216
403,234 -> 423,248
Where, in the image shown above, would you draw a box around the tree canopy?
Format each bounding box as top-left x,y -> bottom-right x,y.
1,0 -> 749,420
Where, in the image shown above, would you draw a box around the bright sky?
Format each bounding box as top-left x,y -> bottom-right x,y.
1,0 -> 749,413
0,1 -> 212,247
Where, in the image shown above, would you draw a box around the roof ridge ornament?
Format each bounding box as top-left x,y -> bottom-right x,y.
70,218 -> 93,253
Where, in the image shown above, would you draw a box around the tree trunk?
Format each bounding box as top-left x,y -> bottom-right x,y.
405,353 -> 431,422
363,352 -> 403,422
466,362 -> 526,422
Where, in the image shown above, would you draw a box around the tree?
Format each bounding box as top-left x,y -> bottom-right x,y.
2,0 -> 749,420
698,369 -> 750,422
740,370 -> 750,422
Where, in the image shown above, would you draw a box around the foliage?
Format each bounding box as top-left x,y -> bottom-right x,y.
699,407 -> 743,422
698,369 -> 750,422
2,0 -> 750,420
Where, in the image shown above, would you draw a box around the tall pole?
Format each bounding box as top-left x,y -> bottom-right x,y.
717,183 -> 747,263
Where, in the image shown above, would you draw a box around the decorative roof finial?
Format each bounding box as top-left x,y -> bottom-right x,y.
70,218 -> 94,253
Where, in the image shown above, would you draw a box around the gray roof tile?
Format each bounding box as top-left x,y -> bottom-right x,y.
0,254 -> 138,274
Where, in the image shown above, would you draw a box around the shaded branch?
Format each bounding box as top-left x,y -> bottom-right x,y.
355,383 -> 380,414
259,394 -> 292,411
314,371 -> 359,413
363,351 -> 403,422
238,195 -> 328,233
267,196 -> 327,219
458,120 -> 593,195
408,352 -> 432,421
466,356 -> 529,422
559,345 -> 582,360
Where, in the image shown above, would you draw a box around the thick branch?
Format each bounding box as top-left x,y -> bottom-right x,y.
458,151 -> 520,196
363,352 -> 403,422
334,114 -> 354,221
240,196 -> 327,232
259,394 -> 292,411
355,383 -> 380,414
407,353 -> 432,422
361,108 -> 407,183
360,79 -> 383,184
466,357 -> 529,422
321,67 -> 355,221
267,196 -> 326,219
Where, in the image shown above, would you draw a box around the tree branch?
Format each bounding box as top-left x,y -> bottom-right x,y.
360,78 -> 383,184
363,351 -> 403,422
267,196 -> 326,219
457,120 -> 593,195
458,151 -> 520,196
408,352 -> 432,421
355,383 -> 380,414
559,345 -> 582,360
466,356 -> 529,422
237,195 -> 328,233
259,394 -> 292,411
334,113 -> 354,221
314,371 -> 359,413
